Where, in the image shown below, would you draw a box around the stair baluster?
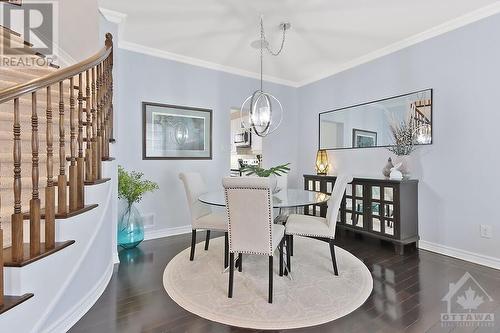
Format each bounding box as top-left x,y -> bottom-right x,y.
103,58 -> 110,159
77,74 -> 85,208
107,35 -> 114,142
30,92 -> 41,256
45,86 -> 55,249
85,70 -> 93,182
91,67 -> 99,180
58,81 -> 67,215
12,98 -> 23,262
96,64 -> 103,179
69,77 -> 78,211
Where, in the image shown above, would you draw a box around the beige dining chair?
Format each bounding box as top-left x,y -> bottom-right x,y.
284,175 -> 353,276
179,172 -> 228,267
223,177 -> 285,303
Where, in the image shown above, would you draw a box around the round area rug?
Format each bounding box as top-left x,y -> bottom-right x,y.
163,236 -> 373,330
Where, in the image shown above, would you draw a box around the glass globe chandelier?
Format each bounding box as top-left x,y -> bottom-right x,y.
240,16 -> 290,137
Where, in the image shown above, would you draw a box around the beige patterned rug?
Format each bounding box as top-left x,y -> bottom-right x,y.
163,236 -> 373,330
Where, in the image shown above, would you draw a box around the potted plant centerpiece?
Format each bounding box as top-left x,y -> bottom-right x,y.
118,166 -> 159,249
241,163 -> 290,193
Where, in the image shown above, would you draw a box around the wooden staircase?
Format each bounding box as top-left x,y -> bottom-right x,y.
0,27 -> 114,313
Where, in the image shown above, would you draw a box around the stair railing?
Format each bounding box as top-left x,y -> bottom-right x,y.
0,33 -> 114,308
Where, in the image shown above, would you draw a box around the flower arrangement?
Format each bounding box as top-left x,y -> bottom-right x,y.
241,163 -> 290,177
387,113 -> 417,156
118,166 -> 159,207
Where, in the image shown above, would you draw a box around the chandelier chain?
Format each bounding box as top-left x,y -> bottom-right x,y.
260,17 -> 287,56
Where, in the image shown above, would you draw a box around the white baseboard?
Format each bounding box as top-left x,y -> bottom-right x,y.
43,259 -> 114,333
419,240 -> 500,270
144,225 -> 192,241
112,251 -> 120,264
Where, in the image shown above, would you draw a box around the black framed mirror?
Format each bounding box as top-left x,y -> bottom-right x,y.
319,89 -> 433,150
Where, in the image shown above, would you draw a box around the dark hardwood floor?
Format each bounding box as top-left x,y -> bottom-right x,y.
70,232 -> 500,333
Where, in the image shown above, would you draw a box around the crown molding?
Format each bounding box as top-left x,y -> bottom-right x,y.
297,2 -> 500,87
99,7 -> 127,41
118,40 -> 299,87
98,7 -> 127,24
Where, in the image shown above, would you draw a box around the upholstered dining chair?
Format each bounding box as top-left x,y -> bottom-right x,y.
222,177 -> 285,303
179,172 -> 228,266
284,175 -> 353,276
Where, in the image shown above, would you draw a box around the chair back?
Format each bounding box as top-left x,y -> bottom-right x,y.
326,175 -> 353,237
222,177 -> 274,256
179,172 -> 212,223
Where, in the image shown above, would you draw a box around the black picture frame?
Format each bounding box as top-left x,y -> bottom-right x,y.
352,128 -> 378,148
142,102 -> 213,160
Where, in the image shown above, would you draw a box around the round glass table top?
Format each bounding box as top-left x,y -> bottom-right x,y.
198,189 -> 330,208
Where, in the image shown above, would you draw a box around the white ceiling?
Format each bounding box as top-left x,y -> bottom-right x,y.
99,0 -> 500,86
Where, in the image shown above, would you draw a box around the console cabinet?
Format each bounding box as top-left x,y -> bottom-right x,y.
303,174 -> 419,254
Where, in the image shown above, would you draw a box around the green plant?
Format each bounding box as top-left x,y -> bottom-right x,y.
241,163 -> 290,177
118,166 -> 159,207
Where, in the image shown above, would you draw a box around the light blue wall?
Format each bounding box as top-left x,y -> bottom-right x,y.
110,12 -> 500,263
297,14 -> 500,262
115,49 -> 298,231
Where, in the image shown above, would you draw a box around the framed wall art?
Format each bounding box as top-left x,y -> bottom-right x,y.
142,102 -> 212,160
352,128 -> 377,148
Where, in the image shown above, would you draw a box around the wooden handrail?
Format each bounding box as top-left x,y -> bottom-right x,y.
0,34 -> 113,104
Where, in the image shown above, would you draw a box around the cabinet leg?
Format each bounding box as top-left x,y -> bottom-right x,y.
395,244 -> 405,255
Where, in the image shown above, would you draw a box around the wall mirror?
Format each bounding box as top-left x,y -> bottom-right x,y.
319,89 -> 432,150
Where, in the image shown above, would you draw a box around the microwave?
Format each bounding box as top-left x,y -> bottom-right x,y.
234,129 -> 251,148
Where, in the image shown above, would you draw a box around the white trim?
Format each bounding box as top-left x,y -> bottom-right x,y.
99,8 -> 128,24
298,2 -> 500,86
32,181 -> 113,332
118,40 -> 299,88
419,240 -> 500,270
99,7 -> 128,41
144,225 -> 192,241
42,258 -> 114,333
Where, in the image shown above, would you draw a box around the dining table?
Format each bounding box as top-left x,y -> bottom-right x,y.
198,188 -> 330,209
198,188 -> 330,277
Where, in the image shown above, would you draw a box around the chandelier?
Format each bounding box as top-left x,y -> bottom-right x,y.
240,16 -> 290,137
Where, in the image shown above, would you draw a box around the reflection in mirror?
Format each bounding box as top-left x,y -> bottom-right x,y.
319,89 -> 432,150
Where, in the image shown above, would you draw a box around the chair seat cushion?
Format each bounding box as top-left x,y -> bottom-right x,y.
194,212 -> 227,231
285,214 -> 331,238
272,224 -> 285,251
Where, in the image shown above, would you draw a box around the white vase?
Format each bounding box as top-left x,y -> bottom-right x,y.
394,155 -> 411,179
268,174 -> 278,193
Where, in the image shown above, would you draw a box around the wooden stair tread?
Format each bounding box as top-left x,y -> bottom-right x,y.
22,204 -> 98,220
3,240 -> 75,267
65,178 -> 111,186
85,178 -> 111,186
0,294 -> 34,315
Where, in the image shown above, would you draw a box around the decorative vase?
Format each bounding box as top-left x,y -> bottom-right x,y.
268,174 -> 279,193
394,155 -> 410,179
382,157 -> 394,178
118,203 -> 144,249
